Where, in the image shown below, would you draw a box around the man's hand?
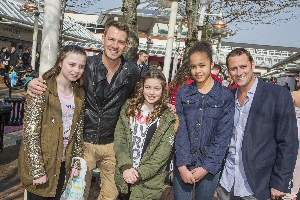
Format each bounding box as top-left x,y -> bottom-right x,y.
167,103 -> 176,114
271,188 -> 286,199
27,78 -> 46,97
178,166 -> 195,184
123,168 -> 139,184
33,174 -> 48,185
191,167 -> 208,182
70,168 -> 80,179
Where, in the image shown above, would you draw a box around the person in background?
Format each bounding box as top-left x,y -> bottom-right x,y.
114,69 -> 178,199
9,46 -> 19,68
136,50 -> 151,76
18,45 -> 86,200
227,74 -> 238,90
283,87 -> 300,200
1,47 -> 9,72
0,63 -> 5,76
217,48 -> 298,200
174,41 -> 234,200
157,63 -> 163,71
283,82 -> 291,91
19,66 -> 36,86
14,59 -> 25,73
211,63 -> 222,83
168,61 -> 193,106
22,48 -> 31,68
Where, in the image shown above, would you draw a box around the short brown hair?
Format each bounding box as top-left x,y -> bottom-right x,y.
139,50 -> 148,56
226,48 -> 254,67
104,21 -> 130,41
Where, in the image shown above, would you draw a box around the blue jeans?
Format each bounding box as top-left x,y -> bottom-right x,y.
173,166 -> 220,200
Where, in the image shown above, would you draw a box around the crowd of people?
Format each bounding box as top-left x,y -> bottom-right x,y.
17,21 -> 299,200
0,46 -> 37,87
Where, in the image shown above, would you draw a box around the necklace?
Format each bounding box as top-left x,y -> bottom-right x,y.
136,113 -> 148,124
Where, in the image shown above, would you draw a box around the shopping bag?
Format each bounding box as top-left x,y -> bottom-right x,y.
60,157 -> 87,200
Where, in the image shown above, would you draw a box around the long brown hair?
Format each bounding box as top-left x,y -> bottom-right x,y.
126,69 -> 168,124
168,61 -> 192,99
42,45 -> 87,87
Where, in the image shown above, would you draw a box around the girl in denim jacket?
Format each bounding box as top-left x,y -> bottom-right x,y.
174,41 -> 234,200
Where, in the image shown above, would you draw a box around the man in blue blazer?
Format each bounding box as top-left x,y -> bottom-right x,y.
217,48 -> 299,200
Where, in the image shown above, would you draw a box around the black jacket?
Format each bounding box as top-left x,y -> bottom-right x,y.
83,53 -> 140,144
22,52 -> 31,66
9,51 -> 19,67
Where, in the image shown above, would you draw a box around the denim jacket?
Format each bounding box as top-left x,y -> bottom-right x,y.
175,79 -> 234,175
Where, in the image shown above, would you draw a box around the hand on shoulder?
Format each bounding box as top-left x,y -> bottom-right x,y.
27,78 -> 47,97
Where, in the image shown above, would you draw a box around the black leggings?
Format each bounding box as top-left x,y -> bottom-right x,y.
27,162 -> 66,200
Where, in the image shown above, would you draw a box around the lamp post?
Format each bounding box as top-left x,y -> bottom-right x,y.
20,0 -> 40,70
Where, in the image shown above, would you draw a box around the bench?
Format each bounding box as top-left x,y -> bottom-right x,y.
3,72 -> 25,98
0,97 -> 25,152
0,101 -> 12,152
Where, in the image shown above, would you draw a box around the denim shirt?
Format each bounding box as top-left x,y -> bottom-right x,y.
175,80 -> 234,175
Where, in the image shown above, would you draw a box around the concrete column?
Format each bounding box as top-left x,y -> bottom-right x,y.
31,13 -> 39,70
39,0 -> 62,77
198,5 -> 206,41
163,0 -> 178,83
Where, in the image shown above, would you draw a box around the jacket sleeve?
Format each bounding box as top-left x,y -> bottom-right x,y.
22,94 -> 46,180
71,101 -> 85,170
175,91 -> 192,167
270,88 -> 299,192
114,104 -> 133,172
201,92 -> 234,175
136,117 -> 175,182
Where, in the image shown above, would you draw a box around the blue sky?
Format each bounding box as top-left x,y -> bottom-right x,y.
73,0 -> 300,48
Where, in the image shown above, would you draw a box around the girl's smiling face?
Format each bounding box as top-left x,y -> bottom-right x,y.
143,78 -> 163,109
59,53 -> 86,82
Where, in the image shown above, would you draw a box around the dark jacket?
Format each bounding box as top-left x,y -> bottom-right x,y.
83,53 -> 140,144
136,62 -> 151,77
175,79 -> 234,175
114,101 -> 177,199
18,76 -> 85,197
9,51 -> 19,67
22,52 -> 31,66
237,78 -> 298,200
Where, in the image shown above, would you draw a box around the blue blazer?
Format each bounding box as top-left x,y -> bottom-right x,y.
175,80 -> 234,175
239,79 -> 298,200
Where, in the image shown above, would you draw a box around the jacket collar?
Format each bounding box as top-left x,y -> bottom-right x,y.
188,78 -> 223,100
94,53 -> 126,84
46,76 -> 81,99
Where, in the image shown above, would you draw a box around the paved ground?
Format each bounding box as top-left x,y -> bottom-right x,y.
0,82 -> 27,101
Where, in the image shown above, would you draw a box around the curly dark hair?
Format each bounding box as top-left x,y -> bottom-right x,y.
42,45 -> 87,87
188,40 -> 213,64
168,61 -> 192,100
126,69 -> 168,124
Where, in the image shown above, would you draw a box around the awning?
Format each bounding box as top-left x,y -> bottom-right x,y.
0,0 -> 101,44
